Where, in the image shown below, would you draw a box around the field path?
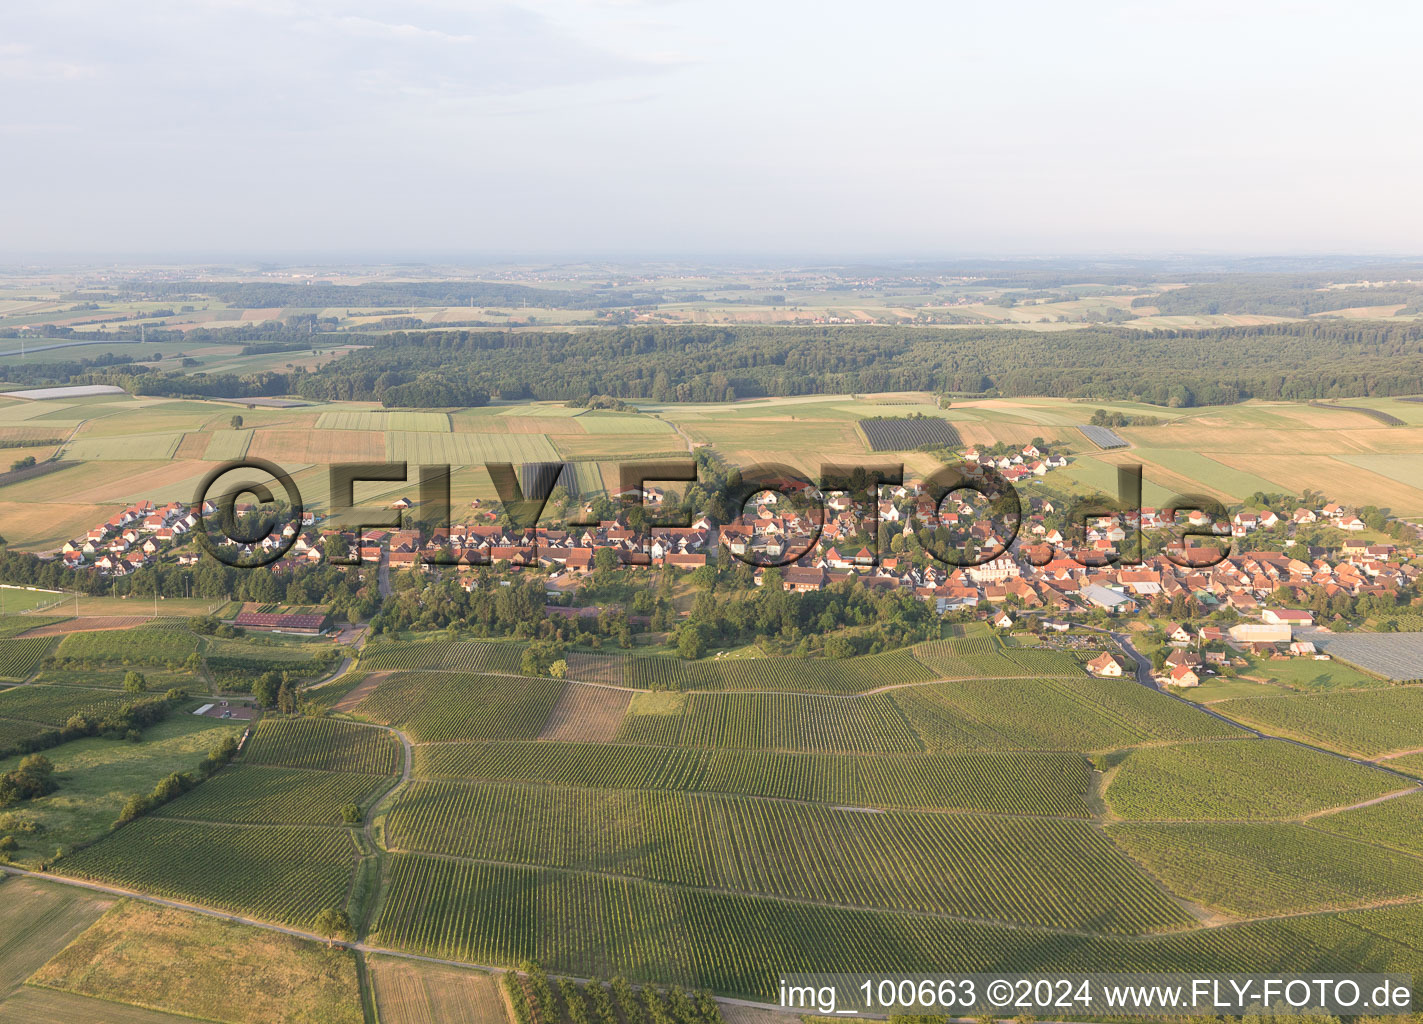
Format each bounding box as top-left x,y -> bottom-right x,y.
1299,783 -> 1423,821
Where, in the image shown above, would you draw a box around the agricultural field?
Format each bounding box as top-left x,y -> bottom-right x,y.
384,430 -> 559,465
1305,631 -> 1423,682
0,684 -> 135,726
359,638 -> 526,674
0,876 -> 114,1002
52,627 -> 201,668
157,764 -> 393,825
315,409 -> 450,431
0,715 -> 243,864
1309,791 -> 1423,856
857,416 -> 960,451
537,683 -> 631,742
367,956 -> 508,1024
368,854 -> 1423,998
911,636 -> 1082,678
576,413 -> 676,434
1213,687 -> 1423,757
351,671 -> 564,743
1103,739 -> 1405,820
894,675 -> 1240,751
617,690 -> 923,753
201,428 -> 252,460
0,636 -> 53,679
1107,821 -> 1423,917
384,781 -> 1191,931
240,717 -> 401,775
27,899 -> 363,1024
413,741 -> 1091,816
624,647 -> 935,693
54,818 -> 358,929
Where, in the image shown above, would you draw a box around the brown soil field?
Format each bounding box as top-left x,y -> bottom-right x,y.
367,956 -> 509,1024
537,681 -> 633,742
332,672 -> 388,713
172,433 -> 209,459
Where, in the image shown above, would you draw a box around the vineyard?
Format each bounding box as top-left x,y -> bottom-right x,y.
624,648 -> 936,694
893,675 -> 1239,751
1107,821 -> 1423,917
1104,739 -> 1403,820
55,818 -> 358,928
616,690 -> 924,753
911,637 -> 1084,679
413,741 -> 1091,816
1213,688 -> 1423,757
858,416 -> 961,451
353,671 -> 564,743
241,717 -> 402,775
0,684 -> 133,726
51,627 -> 201,668
0,614 -> 67,638
0,636 -> 53,679
159,764 -> 393,825
1310,792 -> 1423,857
0,716 -> 49,754
384,781 -> 1186,932
360,639 -> 527,675
369,854 -> 1423,998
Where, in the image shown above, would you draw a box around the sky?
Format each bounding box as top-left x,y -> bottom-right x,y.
3,0 -> 1421,258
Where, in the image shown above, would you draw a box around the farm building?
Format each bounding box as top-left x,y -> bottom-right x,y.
231,604 -> 331,635
1228,623 -> 1292,645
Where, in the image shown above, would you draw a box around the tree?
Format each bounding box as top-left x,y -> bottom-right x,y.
123,670 -> 147,694
230,414 -> 243,429
549,659 -> 568,679
340,803 -> 362,824
676,622 -> 706,660
313,907 -> 353,941
252,670 -> 281,707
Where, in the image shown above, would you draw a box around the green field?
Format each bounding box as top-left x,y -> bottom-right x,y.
385,781 -> 1191,932
624,648 -> 936,693
1214,687 -> 1423,757
0,715 -> 243,864
0,684 -> 136,726
1108,821 -> 1423,917
55,818 -> 358,928
359,638 -> 526,675
383,431 -> 559,465
1309,791 -> 1423,856
575,414 -> 676,434
1104,739 -> 1406,820
52,627 -> 201,668
241,717 -> 401,775
61,432 -> 184,460
617,690 -> 923,753
353,671 -> 563,743
369,854 -> 1423,997
413,741 -> 1091,816
201,428 -> 252,460
158,763 -> 392,825
316,410 -> 450,431
0,636 -> 53,679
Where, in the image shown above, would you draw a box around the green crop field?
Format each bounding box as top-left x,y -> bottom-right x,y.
1213,687 -> 1423,757
910,637 -> 1082,678
0,635 -> 53,679
1108,821 -> 1423,917
1309,792 -> 1423,857
575,414 -> 675,434
53,627 -> 201,667
386,781 -> 1189,932
617,690 -> 923,753
316,410 -> 450,431
61,432 -> 184,460
383,431 -> 559,465
1104,739 -> 1405,820
413,741 -> 1091,816
0,684 -> 133,726
360,639 -> 526,674
353,671 -> 564,743
56,818 -> 358,928
158,764 -> 392,825
369,854 -> 1423,998
202,428 -> 253,460
0,613 -> 67,636
624,648 -> 935,693
894,675 -> 1240,751
241,717 -> 401,775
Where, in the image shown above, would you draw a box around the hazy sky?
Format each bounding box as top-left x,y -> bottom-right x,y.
4,0 -> 1421,257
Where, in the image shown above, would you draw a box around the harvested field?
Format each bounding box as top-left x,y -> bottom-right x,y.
538,682 -> 633,742
0,877 -> 114,995
246,428 -> 384,463
367,956 -> 509,1024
